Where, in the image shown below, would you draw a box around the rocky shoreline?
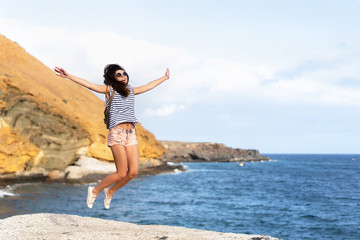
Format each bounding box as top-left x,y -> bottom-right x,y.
0,140 -> 269,185
0,213 -> 281,240
0,155 -> 184,185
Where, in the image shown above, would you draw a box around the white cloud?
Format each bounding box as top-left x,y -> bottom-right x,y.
259,49 -> 360,107
143,104 -> 186,117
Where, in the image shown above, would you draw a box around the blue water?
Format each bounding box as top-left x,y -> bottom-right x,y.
1,154 -> 360,239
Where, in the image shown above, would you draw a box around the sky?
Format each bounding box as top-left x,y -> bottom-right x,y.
1,0 -> 359,153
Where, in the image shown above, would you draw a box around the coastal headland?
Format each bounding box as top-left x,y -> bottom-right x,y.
0,213 -> 280,240
161,141 -> 269,162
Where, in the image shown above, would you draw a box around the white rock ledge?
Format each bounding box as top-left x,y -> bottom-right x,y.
0,213 -> 281,240
65,156 -> 116,180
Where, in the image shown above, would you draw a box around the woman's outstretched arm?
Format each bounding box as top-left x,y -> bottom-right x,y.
54,67 -> 107,94
133,68 -> 170,95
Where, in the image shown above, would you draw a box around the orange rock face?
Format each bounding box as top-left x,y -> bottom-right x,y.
0,34 -> 165,174
0,121 -> 41,173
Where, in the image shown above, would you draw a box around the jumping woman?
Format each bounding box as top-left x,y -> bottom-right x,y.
54,64 -> 169,209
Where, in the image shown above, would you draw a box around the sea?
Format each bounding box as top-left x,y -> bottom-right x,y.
1,154 -> 359,240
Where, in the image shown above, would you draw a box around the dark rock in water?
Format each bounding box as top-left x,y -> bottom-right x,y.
160,141 -> 269,162
138,162 -> 185,176
0,173 -> 47,184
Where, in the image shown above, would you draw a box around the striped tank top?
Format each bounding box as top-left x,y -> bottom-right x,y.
106,85 -> 138,130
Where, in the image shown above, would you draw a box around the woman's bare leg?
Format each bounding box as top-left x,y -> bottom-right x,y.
108,144 -> 139,196
92,144 -> 128,196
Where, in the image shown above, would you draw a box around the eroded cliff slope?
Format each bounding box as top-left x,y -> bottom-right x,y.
0,35 -> 165,178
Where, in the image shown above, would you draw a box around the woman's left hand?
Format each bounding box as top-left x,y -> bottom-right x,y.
54,67 -> 70,79
165,68 -> 170,80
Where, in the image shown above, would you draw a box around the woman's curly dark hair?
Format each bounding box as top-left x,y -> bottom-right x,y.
103,64 -> 130,97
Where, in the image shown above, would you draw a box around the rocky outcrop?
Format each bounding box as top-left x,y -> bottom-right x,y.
160,141 -> 269,162
0,34 -> 167,182
0,213 -> 281,240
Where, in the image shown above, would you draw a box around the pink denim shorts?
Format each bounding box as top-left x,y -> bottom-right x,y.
108,126 -> 138,147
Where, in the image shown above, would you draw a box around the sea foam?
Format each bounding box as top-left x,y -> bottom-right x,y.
0,187 -> 18,198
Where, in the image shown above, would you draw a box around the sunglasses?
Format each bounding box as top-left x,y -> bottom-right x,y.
116,72 -> 128,77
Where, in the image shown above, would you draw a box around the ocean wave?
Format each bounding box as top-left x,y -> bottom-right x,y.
181,164 -> 190,170
268,159 -> 278,162
166,161 -> 178,166
160,168 -> 186,175
0,187 -> 18,198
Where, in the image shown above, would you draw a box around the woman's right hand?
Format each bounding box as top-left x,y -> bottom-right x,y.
54,67 -> 70,79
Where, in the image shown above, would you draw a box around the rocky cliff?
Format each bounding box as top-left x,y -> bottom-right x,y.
160,141 -> 269,162
0,34 -> 168,181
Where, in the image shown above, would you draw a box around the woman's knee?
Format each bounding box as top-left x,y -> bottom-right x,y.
127,169 -> 138,179
114,172 -> 127,181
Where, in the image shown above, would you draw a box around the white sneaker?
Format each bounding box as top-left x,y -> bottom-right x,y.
87,186 -> 97,208
104,188 -> 113,209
